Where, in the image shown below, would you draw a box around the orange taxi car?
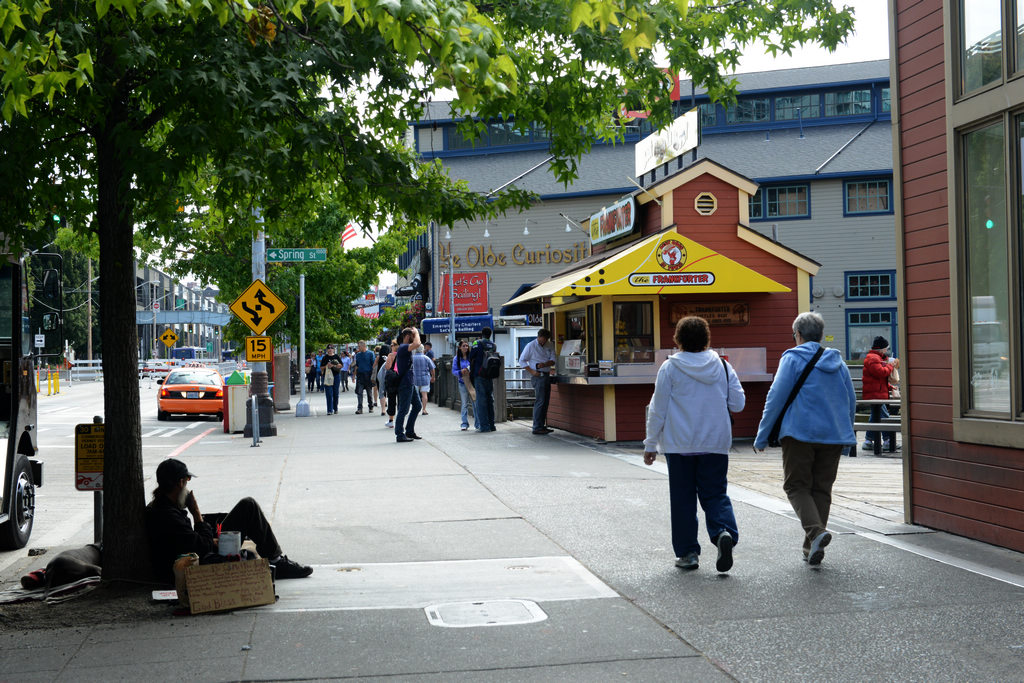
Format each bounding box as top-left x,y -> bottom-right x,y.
157,366 -> 224,420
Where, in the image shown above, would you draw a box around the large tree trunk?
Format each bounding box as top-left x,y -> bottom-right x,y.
96,114 -> 150,581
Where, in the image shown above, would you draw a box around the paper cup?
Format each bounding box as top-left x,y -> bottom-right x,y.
218,531 -> 241,556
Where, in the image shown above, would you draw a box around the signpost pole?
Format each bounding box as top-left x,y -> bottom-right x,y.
91,415 -> 103,543
245,213 -> 277,437
296,273 -> 310,417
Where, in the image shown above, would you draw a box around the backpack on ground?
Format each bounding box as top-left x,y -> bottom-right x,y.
481,347 -> 502,379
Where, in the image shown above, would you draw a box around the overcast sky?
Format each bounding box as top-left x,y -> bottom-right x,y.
357,0 -> 891,287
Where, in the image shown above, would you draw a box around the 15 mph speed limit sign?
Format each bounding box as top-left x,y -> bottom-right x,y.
245,336 -> 273,362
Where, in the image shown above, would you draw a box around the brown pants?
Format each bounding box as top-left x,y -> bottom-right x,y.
781,438 -> 843,554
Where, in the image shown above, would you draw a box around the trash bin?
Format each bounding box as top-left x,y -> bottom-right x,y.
224,371 -> 249,434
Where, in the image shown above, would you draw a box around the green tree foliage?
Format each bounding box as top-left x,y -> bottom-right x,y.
0,0 -> 854,579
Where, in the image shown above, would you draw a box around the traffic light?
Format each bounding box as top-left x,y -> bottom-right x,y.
51,209 -> 63,228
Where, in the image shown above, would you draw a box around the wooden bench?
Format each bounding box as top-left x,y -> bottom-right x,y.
852,398 -> 901,456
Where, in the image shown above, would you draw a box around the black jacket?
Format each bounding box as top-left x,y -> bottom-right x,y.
145,496 -> 216,584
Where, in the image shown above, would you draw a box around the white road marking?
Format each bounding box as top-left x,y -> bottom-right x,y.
259,556 -> 618,613
141,428 -> 167,438
161,428 -> 186,438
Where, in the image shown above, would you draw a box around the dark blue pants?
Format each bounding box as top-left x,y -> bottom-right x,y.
324,375 -> 340,413
394,382 -> 421,437
665,453 -> 738,558
867,404 -> 894,447
531,373 -> 552,430
473,376 -> 495,430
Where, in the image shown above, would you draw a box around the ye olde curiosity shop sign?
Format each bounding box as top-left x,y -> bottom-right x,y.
438,241 -> 589,268
671,302 -> 750,326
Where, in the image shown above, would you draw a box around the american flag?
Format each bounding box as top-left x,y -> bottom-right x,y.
342,223 -> 358,244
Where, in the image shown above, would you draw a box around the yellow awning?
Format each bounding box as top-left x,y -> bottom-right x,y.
503,229 -> 790,306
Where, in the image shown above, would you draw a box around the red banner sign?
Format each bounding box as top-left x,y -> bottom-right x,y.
439,271 -> 489,315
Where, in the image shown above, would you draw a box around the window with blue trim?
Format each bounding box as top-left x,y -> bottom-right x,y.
749,190 -> 762,219
846,271 -> 895,300
775,94 -> 820,120
880,87 -> 891,113
766,185 -> 809,218
824,89 -> 872,116
845,179 -> 891,214
847,309 -> 896,360
749,185 -> 809,219
726,97 -> 770,124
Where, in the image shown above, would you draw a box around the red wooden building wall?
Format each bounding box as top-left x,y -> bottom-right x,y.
895,0 -> 1024,552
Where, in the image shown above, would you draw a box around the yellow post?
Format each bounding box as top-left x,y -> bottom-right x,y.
54,365 -> 60,394
46,366 -> 53,396
36,366 -> 41,393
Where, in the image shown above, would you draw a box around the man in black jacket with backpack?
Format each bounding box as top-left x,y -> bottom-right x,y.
469,327 -> 499,432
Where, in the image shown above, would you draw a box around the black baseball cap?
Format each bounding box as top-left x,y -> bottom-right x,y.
156,458 -> 196,488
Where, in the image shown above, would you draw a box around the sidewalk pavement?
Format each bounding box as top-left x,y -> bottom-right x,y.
3,385 -> 1024,681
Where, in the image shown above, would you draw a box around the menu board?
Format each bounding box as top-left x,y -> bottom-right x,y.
670,302 -> 749,326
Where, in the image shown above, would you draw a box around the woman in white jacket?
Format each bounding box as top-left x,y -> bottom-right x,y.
643,316 -> 745,572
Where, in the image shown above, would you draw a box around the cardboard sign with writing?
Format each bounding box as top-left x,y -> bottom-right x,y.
185,559 -> 275,614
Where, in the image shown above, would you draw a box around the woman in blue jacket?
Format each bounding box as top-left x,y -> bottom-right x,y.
754,312 -> 856,567
452,341 -> 473,431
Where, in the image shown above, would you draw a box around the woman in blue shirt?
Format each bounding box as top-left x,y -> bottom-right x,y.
452,340 -> 473,430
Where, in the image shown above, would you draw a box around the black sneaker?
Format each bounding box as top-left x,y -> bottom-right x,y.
407,432 -> 423,440
715,531 -> 734,573
272,556 -> 312,579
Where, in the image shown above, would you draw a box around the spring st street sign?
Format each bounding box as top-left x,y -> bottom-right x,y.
266,248 -> 327,263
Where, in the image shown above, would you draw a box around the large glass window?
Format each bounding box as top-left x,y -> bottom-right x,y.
881,87 -> 891,113
845,179 -> 892,214
726,98 -> 770,124
766,185 -> 809,218
961,0 -> 1002,93
775,95 -> 820,120
963,122 -> 1009,413
825,89 -> 872,116
613,302 -> 654,363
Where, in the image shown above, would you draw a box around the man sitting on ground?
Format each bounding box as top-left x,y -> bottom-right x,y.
145,458 -> 313,584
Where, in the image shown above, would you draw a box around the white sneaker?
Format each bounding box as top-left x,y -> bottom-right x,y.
385,421 -> 394,428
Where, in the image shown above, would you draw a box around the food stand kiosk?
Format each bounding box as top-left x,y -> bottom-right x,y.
503,159 -> 820,440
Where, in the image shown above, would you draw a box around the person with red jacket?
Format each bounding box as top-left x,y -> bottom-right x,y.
862,336 -> 900,451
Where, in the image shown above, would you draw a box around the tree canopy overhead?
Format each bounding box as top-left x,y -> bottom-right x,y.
0,0 -> 855,579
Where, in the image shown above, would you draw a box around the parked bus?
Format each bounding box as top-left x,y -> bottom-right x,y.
0,234 -> 59,548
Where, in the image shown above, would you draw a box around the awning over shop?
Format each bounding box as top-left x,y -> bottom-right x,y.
504,228 -> 791,306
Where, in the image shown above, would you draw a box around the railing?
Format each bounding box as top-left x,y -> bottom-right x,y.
70,359 -> 103,382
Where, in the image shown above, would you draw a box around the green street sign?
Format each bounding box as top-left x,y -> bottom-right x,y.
206,342 -> 213,352
267,247 -> 327,263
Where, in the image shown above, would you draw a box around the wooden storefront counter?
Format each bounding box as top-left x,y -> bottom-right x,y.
548,374 -> 771,441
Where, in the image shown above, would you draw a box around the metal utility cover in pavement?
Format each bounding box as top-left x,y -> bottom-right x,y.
425,599 -> 547,628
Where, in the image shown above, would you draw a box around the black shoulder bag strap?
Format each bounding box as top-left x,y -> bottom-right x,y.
767,346 -> 825,446
721,358 -> 735,426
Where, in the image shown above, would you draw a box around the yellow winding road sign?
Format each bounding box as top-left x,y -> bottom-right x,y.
230,279 -> 287,334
